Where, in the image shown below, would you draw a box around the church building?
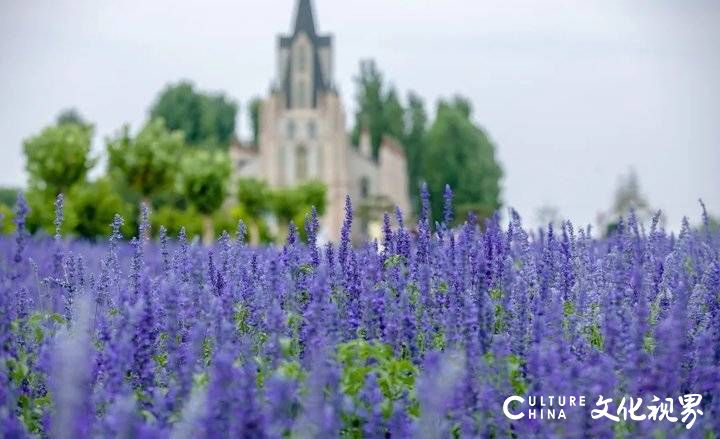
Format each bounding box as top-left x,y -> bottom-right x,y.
231,0 -> 410,241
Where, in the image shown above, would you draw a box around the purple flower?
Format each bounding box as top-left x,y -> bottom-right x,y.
442,184 -> 453,227
13,192 -> 29,266
305,207 -> 320,266
338,194 -> 353,267
1,191 -> 718,438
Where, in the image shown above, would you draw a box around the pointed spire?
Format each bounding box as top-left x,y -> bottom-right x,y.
293,0 -> 317,37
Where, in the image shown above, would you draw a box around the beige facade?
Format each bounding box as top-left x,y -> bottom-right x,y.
231,0 -> 410,241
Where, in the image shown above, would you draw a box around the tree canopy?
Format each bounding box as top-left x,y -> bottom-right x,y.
180,150 -> 231,216
23,179 -> 132,239
23,123 -> 96,196
0,187 -> 19,207
106,119 -> 184,200
150,81 -> 238,149
351,60 -> 404,158
237,178 -> 271,218
270,180 -> 326,241
351,60 -> 425,212
422,98 -> 502,224
351,60 -> 503,222
65,178 -> 133,239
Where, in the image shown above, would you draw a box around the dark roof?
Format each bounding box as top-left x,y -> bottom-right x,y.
278,0 -> 333,109
293,0 -> 317,38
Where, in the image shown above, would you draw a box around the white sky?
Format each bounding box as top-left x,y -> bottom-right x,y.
1,0 -> 719,230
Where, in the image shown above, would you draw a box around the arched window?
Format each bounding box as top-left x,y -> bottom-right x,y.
296,145 -> 308,181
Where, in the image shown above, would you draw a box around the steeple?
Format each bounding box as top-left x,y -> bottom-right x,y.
277,0 -> 333,108
293,0 -> 317,38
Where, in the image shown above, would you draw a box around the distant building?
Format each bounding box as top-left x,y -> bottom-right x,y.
231,0 -> 410,241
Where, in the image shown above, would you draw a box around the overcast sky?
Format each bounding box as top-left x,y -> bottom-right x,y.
1,0 -> 718,230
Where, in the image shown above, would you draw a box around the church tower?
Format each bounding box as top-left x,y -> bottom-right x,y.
234,0 -> 411,242
277,0 -> 333,110
258,0 -> 351,240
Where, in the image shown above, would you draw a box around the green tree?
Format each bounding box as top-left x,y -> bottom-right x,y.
0,203 -> 14,234
353,61 -> 433,213
150,81 -> 238,149
351,60 -> 388,157
270,180 -> 326,242
22,188 -> 54,235
23,123 -> 96,196
404,92 -> 428,213
422,97 -> 502,224
351,61 -> 407,156
248,97 -> 262,146
200,94 -> 237,147
271,188 -> 302,236
383,87 -> 405,142
295,180 -> 326,215
151,205 -> 203,239
0,187 -> 19,207
237,178 -> 270,218
179,150 -> 231,243
293,180 -> 326,241
106,119 -> 183,204
65,179 -> 132,239
25,180 -> 131,239
237,178 -> 271,243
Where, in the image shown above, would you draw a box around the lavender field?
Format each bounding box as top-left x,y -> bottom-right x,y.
1,190 -> 718,438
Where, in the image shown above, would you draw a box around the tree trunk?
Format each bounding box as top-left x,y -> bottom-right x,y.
249,221 -> 260,245
202,215 -> 214,245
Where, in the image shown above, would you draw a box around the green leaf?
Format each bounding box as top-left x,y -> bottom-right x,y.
384,254 -> 405,269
